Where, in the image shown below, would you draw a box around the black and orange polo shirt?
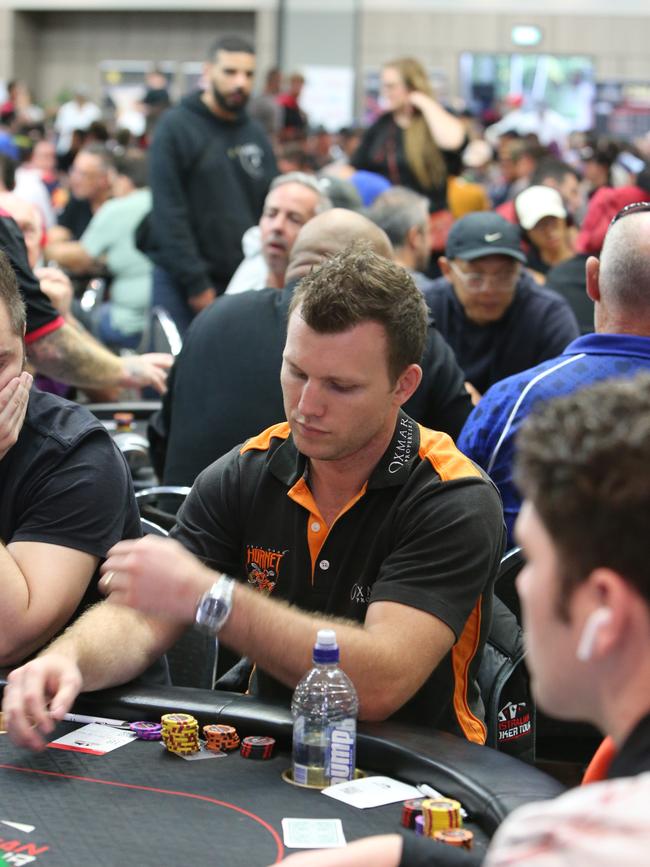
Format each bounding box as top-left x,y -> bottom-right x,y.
173,410 -> 505,742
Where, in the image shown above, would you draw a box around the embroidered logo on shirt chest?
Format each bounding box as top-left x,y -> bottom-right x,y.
245,545 -> 288,594
350,584 -> 372,605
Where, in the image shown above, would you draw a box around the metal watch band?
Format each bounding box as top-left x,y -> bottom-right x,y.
194,575 -> 235,636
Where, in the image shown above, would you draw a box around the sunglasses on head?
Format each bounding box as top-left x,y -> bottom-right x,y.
609,201 -> 650,226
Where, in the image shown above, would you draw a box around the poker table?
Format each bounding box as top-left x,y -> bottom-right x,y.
0,684 -> 565,866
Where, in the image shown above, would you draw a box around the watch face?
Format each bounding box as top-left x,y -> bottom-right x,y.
205,597 -> 224,618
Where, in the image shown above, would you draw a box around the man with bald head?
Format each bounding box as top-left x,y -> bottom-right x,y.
153,208 -> 472,485
3,242 -> 502,738
459,202 -> 650,546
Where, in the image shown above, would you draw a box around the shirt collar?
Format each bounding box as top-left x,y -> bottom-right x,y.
563,332 -> 650,358
268,410 -> 421,491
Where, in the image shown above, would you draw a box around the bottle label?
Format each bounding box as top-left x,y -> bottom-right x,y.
293,763 -> 309,786
327,718 -> 356,785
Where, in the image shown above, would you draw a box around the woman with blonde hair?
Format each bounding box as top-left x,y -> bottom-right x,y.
352,57 -> 466,215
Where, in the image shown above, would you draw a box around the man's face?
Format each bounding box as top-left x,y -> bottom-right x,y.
260,184 -> 321,283
527,216 -> 567,256
444,254 -> 520,325
281,309 -> 402,465
0,196 -> 43,270
413,219 -> 432,273
206,50 -> 255,115
0,301 -> 25,397
32,141 -> 56,174
69,152 -> 110,203
515,502 -> 587,720
557,172 -> 582,218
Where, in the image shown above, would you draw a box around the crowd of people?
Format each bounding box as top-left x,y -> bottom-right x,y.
2,32 -> 650,866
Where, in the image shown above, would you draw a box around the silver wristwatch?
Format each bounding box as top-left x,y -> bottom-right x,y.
194,575 -> 235,636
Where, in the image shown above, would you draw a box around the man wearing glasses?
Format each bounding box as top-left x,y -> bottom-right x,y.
458,202 -> 650,547
422,212 -> 579,400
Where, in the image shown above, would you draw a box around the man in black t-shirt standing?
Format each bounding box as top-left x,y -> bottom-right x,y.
0,250 -> 141,669
147,35 -> 276,335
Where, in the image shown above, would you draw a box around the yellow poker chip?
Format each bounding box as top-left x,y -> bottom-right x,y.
421,798 -> 463,836
161,713 -> 196,725
0,712 -> 5,733
160,712 -> 200,755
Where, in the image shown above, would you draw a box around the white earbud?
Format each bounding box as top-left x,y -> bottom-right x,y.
576,608 -> 612,662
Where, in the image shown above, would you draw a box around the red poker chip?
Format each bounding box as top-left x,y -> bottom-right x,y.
401,798 -> 426,829
240,736 -> 275,760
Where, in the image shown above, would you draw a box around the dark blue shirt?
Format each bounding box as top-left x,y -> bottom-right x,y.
422,270 -> 580,394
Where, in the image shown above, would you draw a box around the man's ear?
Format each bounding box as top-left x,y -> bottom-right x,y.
438,256 -> 451,279
585,256 -> 601,303
394,363 -> 423,405
405,224 -> 420,252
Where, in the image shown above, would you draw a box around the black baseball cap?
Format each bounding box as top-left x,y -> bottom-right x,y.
445,212 -> 527,263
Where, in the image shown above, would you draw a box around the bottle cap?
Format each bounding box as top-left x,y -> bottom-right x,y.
314,629 -> 339,663
114,412 -> 134,431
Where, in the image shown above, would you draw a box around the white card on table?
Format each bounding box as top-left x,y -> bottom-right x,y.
321,775 -> 421,809
282,818 -> 346,849
49,723 -> 137,755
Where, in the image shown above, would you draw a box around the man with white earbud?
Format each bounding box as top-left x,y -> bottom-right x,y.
272,373 -> 650,866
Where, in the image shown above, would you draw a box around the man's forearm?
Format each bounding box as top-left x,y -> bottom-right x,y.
27,323 -> 126,389
42,241 -> 94,272
42,604 -> 180,693
220,585 -> 435,720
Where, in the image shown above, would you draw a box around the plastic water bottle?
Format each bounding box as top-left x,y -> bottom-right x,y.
291,629 -> 358,788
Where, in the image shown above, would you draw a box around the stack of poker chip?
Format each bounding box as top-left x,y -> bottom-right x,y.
161,713 -> 200,754
421,797 -> 463,837
401,798 -> 426,830
203,724 -> 240,753
239,735 -> 275,760
433,829 -> 474,849
129,721 -> 163,741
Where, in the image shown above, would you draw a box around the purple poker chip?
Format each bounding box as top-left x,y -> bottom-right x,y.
415,815 -> 425,836
130,721 -> 163,740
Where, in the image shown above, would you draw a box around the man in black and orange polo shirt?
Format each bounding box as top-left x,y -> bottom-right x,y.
4,245 -> 504,746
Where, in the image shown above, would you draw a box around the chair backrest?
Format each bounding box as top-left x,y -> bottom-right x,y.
139,511 -> 216,688
150,306 -> 183,356
494,546 -> 525,623
135,485 -> 191,531
140,516 -> 168,537
478,596 -> 536,764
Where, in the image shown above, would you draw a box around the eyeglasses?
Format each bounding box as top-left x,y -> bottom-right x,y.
609,201 -> 650,227
448,260 -> 520,293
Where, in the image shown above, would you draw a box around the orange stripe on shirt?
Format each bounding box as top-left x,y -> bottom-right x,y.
240,421 -> 291,455
417,427 -> 487,742
417,426 -> 482,481
452,599 -> 487,744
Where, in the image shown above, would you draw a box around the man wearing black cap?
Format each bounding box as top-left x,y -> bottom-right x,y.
421,212 -> 579,398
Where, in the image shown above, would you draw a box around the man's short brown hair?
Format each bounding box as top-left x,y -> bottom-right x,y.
0,251 -> 26,338
514,373 -> 650,616
289,242 -> 428,382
